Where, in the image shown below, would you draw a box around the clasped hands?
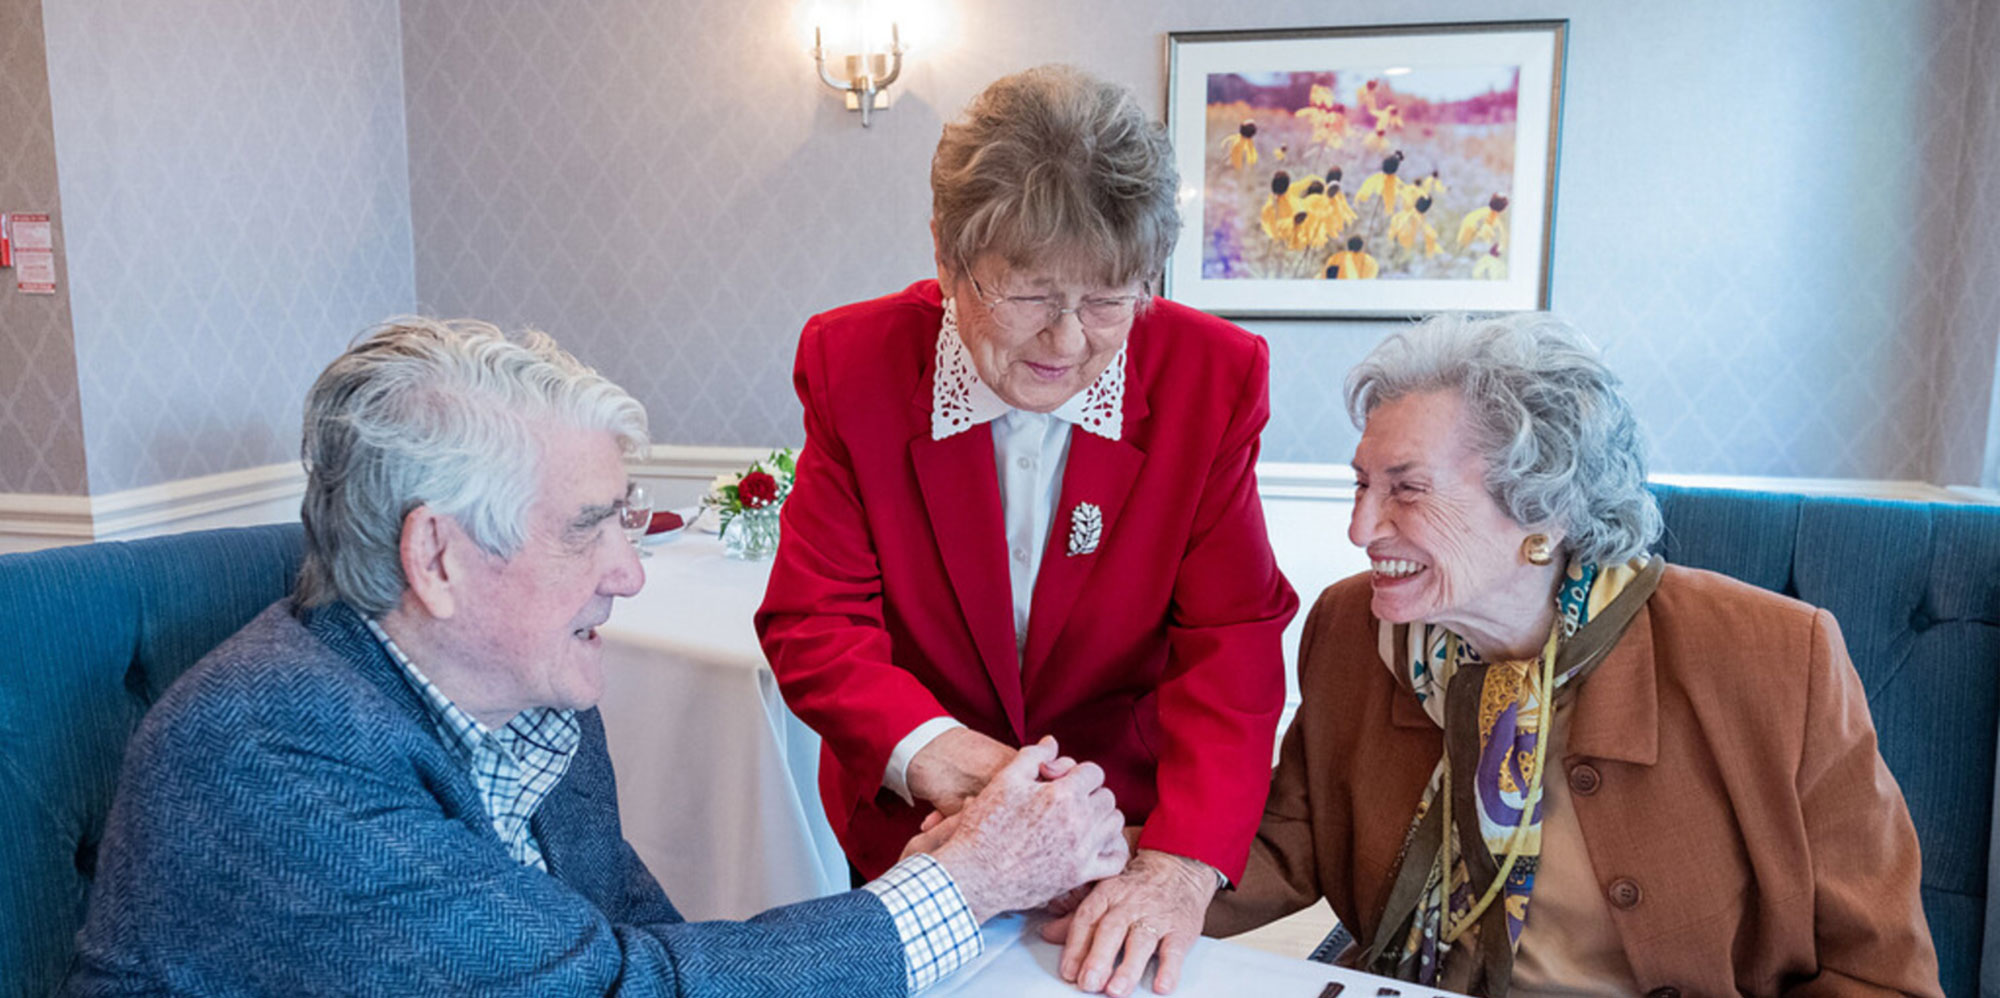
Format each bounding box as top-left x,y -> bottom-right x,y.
904,729 -> 1220,996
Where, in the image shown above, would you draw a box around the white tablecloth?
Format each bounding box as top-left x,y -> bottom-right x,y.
595,527 -> 848,921
935,916 -> 1464,997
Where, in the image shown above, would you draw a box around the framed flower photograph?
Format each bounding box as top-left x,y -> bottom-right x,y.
1164,21 -> 1567,318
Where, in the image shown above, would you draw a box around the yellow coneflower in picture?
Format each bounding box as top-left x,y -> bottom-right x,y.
1389,195 -> 1442,257
1419,169 -> 1448,201
1223,120 -> 1259,171
1356,151 -> 1407,213
1324,235 -> 1379,279
1457,193 -> 1510,248
1295,84 -> 1350,149
1326,177 -> 1360,231
1363,128 -> 1391,155
1358,79 -> 1382,113
1473,242 -> 1507,280
1258,170 -> 1299,244
1289,177 -> 1332,249
1294,175 -> 1359,249
1375,103 -> 1406,133
1273,144 -> 1288,162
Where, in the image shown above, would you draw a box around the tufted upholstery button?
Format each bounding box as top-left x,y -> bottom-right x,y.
75,833 -> 99,878
1645,988 -> 1680,998
1608,877 -> 1643,910
1568,762 -> 1601,796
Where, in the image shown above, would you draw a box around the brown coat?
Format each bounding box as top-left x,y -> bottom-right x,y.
1209,566 -> 1942,997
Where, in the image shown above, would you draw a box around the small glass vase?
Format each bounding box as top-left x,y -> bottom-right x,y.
724,505 -> 782,561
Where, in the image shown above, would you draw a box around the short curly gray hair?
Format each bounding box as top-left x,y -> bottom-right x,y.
931,64 -> 1178,287
296,317 -> 648,615
1345,313 -> 1661,566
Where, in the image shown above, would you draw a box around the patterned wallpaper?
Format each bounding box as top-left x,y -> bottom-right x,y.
38,0 -> 416,494
1940,0 -> 2000,487
12,0 -> 1997,494
399,0 -> 2000,484
0,0 -> 88,494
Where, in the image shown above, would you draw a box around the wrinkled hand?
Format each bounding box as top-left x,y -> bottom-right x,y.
906,727 -> 1016,816
899,809 -> 959,862
904,756 -> 1100,863
925,737 -> 1129,923
1041,849 -> 1219,996
1045,827 -> 1143,919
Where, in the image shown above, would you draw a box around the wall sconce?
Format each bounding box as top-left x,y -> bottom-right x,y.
813,22 -> 903,127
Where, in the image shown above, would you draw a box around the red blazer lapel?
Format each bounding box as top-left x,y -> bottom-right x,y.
1022,428 -> 1146,674
908,427 -> 1028,741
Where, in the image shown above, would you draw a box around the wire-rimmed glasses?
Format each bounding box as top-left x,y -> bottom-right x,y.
962,269 -> 1146,333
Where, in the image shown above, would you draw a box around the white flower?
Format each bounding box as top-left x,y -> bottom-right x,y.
709,472 -> 741,493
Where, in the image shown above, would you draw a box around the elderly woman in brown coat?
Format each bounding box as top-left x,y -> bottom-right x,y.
1203,313 -> 1940,997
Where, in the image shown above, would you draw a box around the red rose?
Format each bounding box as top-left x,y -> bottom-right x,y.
737,471 -> 779,508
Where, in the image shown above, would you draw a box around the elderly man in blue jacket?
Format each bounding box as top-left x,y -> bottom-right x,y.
63,318 -> 1129,997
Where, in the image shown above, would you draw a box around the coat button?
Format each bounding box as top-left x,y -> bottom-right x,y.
1608,877 -> 1643,910
1568,762 -> 1601,796
1645,989 -> 1680,998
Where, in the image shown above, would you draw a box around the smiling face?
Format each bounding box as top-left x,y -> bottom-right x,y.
1348,390 -> 1557,655
943,253 -> 1140,413
444,422 -> 644,725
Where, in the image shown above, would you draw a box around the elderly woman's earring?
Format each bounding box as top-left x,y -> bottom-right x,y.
1522,534 -> 1553,566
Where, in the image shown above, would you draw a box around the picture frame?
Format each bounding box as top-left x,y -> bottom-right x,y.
1163,21 -> 1567,318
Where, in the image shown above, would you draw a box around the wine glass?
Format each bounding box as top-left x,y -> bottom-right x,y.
620,481 -> 654,558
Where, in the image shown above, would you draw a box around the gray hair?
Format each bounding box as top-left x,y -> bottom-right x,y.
932,64 -> 1179,288
296,317 -> 649,615
1345,313 -> 1661,566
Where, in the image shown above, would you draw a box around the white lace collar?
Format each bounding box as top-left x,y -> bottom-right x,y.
930,297 -> 1125,442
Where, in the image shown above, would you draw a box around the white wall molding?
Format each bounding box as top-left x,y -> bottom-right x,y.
88,463 -> 307,540
5,451 -> 1993,556
0,463 -> 308,554
1253,464 -> 1993,505
0,492 -> 95,552
628,444 -> 775,508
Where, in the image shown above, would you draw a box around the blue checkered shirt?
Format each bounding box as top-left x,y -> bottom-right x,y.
864,853 -> 984,992
365,618 -> 580,872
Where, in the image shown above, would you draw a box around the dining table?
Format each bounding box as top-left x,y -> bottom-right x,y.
593,522 -> 849,921
936,915 -> 1464,997
589,515 -> 1435,997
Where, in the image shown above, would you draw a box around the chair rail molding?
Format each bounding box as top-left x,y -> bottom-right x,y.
2,449 -> 1990,555
0,463 -> 308,554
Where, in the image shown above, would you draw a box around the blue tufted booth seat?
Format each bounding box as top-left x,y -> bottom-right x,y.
1649,484 -> 2000,998
0,523 -> 303,998
4,490 -> 1998,995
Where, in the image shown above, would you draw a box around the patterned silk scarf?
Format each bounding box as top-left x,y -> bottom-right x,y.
1360,556 -> 1665,996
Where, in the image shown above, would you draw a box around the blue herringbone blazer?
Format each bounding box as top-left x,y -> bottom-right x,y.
62,600 -> 903,997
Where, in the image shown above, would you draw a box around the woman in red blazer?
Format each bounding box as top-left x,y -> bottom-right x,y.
756,65 -> 1297,995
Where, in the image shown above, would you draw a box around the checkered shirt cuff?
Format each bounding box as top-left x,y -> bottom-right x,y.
862,853 -> 983,994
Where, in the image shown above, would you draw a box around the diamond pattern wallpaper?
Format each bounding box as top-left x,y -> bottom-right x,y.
399,0 -> 2000,482
0,0 -> 88,494
1940,0 -> 2000,486
38,0 -> 416,494
10,0 -> 1999,496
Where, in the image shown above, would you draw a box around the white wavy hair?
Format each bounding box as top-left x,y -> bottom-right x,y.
296,317 -> 648,615
1345,312 -> 1661,566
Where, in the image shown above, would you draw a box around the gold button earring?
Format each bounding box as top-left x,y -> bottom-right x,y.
1522,533 -> 1553,566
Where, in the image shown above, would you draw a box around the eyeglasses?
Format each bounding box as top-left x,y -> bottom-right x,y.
963,270 -> 1147,333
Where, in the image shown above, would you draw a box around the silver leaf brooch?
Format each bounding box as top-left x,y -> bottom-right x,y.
1067,502 -> 1103,557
